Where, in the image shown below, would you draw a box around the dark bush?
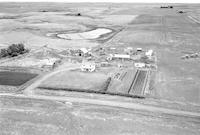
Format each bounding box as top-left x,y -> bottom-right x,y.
0,43 -> 29,58
0,48 -> 8,57
76,13 -> 81,16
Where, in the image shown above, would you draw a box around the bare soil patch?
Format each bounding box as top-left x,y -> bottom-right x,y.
0,71 -> 37,86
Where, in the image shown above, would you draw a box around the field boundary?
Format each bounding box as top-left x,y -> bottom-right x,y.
38,86 -> 145,99
0,93 -> 199,118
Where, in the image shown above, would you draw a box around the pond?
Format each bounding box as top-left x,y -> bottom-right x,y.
51,28 -> 112,40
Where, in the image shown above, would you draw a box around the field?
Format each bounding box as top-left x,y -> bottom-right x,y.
0,3 -> 136,50
129,70 -> 148,96
0,71 -> 37,86
1,95 -> 199,135
0,3 -> 200,134
39,70 -> 109,92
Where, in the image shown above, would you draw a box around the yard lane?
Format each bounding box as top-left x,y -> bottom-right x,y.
23,63 -> 80,95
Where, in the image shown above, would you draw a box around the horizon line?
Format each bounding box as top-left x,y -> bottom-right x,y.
0,0 -> 200,4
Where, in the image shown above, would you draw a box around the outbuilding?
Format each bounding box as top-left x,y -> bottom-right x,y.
134,62 -> 145,68
136,48 -> 142,52
108,54 -> 131,60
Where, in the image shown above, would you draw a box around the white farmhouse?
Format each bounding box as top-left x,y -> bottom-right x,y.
145,49 -> 153,57
81,62 -> 95,72
80,48 -> 88,54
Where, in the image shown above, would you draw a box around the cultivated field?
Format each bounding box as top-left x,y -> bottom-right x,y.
39,70 -> 109,92
0,71 -> 37,86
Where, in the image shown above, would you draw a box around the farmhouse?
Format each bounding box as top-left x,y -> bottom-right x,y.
81,62 -> 96,72
145,49 -> 153,57
80,48 -> 89,54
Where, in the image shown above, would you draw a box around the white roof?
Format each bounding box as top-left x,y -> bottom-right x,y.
134,62 -> 145,67
81,62 -> 95,68
137,48 -> 142,50
113,54 -> 130,59
80,48 -> 88,54
127,47 -> 133,50
145,49 -> 153,56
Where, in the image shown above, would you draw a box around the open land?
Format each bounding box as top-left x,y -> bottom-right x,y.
0,3 -> 200,134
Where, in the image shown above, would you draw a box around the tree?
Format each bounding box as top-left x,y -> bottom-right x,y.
0,43 -> 29,58
0,48 -> 8,57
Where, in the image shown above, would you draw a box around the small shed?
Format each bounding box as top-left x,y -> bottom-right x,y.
124,47 -> 133,54
136,48 -> 142,52
107,54 -> 131,61
134,62 -> 145,68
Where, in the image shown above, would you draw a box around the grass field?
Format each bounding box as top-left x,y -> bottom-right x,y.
39,71 -> 109,92
0,71 -> 37,86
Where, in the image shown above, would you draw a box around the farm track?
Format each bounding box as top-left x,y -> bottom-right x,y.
188,15 -> 200,25
129,70 -> 148,96
0,93 -> 200,118
23,64 -> 80,95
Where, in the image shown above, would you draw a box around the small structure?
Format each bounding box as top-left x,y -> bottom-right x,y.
136,48 -> 142,52
77,13 -> 81,16
100,62 -> 110,67
110,47 -> 116,50
160,6 -> 173,8
81,62 -> 95,72
80,48 -> 88,54
178,10 -> 185,14
145,49 -> 153,57
117,64 -> 123,68
134,62 -> 145,68
108,54 -> 131,60
76,48 -> 91,57
124,47 -> 133,54
160,6 -> 168,8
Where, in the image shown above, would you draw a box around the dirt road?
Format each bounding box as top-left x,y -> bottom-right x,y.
23,63 -> 80,95
1,93 -> 200,118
